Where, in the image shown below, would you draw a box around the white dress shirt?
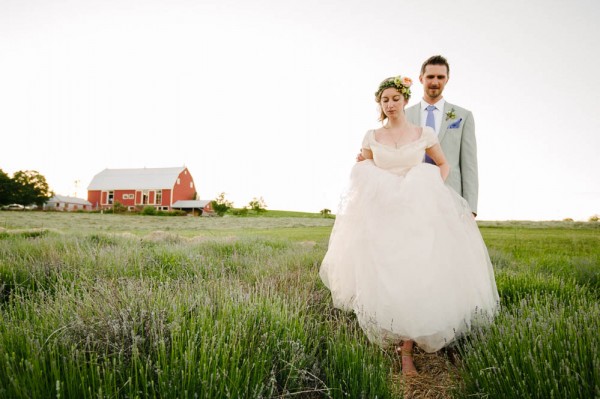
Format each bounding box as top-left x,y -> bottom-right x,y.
419,99 -> 446,135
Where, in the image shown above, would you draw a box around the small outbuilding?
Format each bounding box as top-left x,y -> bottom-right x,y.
45,195 -> 93,211
171,200 -> 214,216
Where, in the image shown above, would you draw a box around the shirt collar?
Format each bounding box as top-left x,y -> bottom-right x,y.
420,98 -> 446,111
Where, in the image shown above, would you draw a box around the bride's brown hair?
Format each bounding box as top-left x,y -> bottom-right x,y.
375,76 -> 412,122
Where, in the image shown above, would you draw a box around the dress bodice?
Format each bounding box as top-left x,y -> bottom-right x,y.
362,127 -> 438,176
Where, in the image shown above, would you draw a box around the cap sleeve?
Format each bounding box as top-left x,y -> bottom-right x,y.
361,130 -> 373,150
422,126 -> 439,148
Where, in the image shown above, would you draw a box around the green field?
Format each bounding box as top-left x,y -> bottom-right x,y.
0,212 -> 598,398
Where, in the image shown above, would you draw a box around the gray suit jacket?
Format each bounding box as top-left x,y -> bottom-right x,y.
405,101 -> 478,214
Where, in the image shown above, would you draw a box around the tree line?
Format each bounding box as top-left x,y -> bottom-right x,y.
0,169 -> 53,208
211,192 -> 267,216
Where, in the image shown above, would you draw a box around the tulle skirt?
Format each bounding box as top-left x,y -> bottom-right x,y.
320,160 -> 499,352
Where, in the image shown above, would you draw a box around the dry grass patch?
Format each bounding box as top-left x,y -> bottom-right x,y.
390,346 -> 461,399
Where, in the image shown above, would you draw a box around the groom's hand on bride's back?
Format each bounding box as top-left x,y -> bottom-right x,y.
356,151 -> 366,162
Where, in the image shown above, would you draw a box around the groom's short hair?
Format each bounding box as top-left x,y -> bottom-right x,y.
420,55 -> 450,76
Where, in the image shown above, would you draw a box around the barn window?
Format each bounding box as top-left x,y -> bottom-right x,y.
156,190 -> 162,205
177,178 -> 181,185
108,191 -> 114,204
190,182 -> 194,188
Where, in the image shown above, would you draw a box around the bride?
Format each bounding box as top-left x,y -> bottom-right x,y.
319,75 -> 499,375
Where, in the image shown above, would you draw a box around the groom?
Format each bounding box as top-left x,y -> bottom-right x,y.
405,55 -> 479,215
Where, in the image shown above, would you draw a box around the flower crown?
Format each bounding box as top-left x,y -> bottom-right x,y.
375,75 -> 413,100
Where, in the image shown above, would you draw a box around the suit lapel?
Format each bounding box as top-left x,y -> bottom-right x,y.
438,102 -> 453,143
405,104 -> 420,125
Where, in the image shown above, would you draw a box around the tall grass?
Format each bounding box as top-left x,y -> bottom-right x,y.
0,216 -> 393,398
454,223 -> 600,398
457,291 -> 599,398
0,213 -> 598,398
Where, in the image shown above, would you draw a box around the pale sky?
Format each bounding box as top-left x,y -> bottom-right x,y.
1,0 -> 599,221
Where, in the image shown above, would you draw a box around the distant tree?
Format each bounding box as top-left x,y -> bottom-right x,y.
248,197 -> 267,213
12,170 -> 53,207
589,214 -> 599,222
0,169 -> 17,205
320,208 -> 332,217
211,192 -> 234,216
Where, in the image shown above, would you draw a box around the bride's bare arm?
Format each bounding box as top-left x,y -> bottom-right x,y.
426,144 -> 450,181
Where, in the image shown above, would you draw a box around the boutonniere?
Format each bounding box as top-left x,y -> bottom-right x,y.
445,108 -> 457,121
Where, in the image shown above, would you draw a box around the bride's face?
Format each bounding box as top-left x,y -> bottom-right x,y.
380,88 -> 406,118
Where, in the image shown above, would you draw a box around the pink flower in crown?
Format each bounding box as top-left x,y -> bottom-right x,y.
401,76 -> 413,87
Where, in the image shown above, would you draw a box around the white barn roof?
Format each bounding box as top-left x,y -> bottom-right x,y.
87,167 -> 187,190
172,200 -> 211,208
48,195 -> 92,206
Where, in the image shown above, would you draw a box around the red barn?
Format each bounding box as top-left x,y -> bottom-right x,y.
87,167 -> 197,211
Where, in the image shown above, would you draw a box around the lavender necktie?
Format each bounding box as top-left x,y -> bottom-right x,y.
424,105 -> 436,164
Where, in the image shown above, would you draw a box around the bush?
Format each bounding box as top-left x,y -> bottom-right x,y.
230,207 -> 249,216
248,197 -> 267,213
211,192 -> 233,216
320,209 -> 333,218
589,214 -> 599,222
112,201 -> 128,214
141,207 -> 186,217
142,206 -> 157,216
156,210 -> 187,217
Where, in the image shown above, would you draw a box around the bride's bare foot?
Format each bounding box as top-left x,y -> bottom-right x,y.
396,343 -> 418,376
400,348 -> 418,376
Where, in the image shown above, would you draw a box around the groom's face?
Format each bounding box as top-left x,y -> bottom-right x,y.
420,64 -> 449,101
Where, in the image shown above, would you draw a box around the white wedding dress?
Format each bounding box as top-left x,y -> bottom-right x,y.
320,127 -> 499,352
